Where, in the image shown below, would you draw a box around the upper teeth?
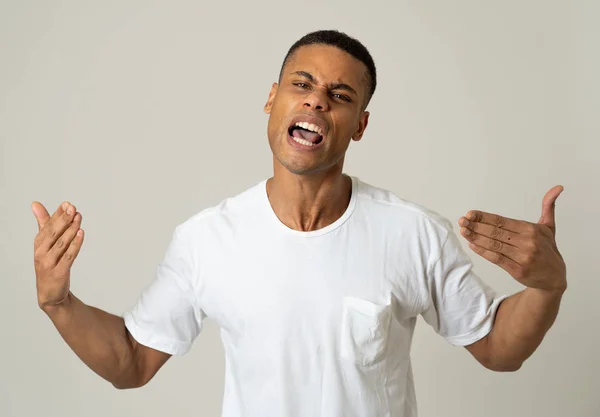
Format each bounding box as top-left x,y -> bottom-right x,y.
295,122 -> 323,136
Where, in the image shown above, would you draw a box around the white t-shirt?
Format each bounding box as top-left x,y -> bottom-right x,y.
123,175 -> 507,417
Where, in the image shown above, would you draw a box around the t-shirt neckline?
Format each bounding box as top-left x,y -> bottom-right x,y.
261,175 -> 358,238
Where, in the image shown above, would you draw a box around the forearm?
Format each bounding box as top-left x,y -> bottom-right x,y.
486,286 -> 565,369
42,292 -> 141,388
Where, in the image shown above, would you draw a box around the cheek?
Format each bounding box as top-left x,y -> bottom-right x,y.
332,114 -> 358,140
267,115 -> 286,143
270,103 -> 297,138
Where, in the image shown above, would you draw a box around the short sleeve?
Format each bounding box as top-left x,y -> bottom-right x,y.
420,228 -> 508,346
123,226 -> 204,356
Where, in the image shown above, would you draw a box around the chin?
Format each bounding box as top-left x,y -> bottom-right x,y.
271,135 -> 337,176
281,160 -> 319,175
272,153 -> 316,175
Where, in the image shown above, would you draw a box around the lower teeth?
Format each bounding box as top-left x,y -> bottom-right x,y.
292,136 -> 315,147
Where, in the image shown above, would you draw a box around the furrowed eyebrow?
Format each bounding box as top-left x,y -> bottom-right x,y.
290,71 -> 358,96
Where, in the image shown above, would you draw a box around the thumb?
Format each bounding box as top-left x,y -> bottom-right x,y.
537,185 -> 564,234
31,201 -> 51,231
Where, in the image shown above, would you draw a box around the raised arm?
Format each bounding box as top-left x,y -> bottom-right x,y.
456,186 -> 567,371
33,201 -> 171,388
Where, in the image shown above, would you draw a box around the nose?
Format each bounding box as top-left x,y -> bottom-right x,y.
303,89 -> 329,111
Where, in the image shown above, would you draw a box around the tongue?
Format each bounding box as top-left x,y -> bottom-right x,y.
292,128 -> 321,143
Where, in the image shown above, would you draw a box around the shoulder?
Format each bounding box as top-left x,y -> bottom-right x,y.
353,176 -> 454,239
172,179 -> 267,240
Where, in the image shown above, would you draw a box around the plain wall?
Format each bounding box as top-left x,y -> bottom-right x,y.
1,1 -> 598,416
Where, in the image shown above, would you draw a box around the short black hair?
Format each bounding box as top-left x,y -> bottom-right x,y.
278,30 -> 377,109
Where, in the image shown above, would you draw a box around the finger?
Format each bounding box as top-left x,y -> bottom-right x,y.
466,210 -> 529,234
467,240 -> 523,277
537,185 -> 563,234
459,217 -> 528,248
56,228 -> 84,271
46,212 -> 82,267
32,201 -> 53,232
460,227 -> 527,266
37,202 -> 77,254
34,202 -> 65,252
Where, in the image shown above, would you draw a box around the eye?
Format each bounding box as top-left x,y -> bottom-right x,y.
333,93 -> 351,102
294,82 -> 309,89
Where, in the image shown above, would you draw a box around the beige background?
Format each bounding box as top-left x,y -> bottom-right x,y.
1,1 -> 598,416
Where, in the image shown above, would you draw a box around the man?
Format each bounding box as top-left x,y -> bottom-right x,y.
32,30 -> 566,416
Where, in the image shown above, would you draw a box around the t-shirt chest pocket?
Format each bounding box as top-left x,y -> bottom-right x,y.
340,296 -> 393,366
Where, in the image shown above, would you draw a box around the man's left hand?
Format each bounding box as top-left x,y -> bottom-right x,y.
458,186 -> 567,293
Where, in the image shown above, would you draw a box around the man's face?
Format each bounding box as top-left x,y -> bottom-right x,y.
264,44 -> 370,176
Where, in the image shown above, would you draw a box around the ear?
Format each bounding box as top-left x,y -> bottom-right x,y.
264,82 -> 279,114
351,111 -> 370,142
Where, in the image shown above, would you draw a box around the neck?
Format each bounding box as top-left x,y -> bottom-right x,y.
266,164 -> 352,232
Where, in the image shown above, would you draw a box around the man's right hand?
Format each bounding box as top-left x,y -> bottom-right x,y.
32,201 -> 84,310
30,202 -> 167,388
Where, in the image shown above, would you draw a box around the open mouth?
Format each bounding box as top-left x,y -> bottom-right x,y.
288,122 -> 324,147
